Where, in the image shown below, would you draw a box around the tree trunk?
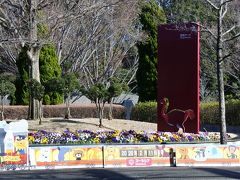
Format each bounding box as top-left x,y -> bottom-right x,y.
65,94 -> 71,119
217,61 -> 227,144
27,0 -> 41,120
0,96 -> 4,121
95,99 -> 104,127
0,81 -> 4,120
28,48 -> 41,120
217,2 -> 227,144
99,104 -> 104,127
108,98 -> 113,120
39,100 -> 42,125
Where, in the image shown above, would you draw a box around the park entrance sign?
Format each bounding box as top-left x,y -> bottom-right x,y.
157,23 -> 200,134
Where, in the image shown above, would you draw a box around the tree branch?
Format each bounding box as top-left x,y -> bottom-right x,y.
223,32 -> 240,42
220,0 -> 234,7
205,0 -> 219,10
222,25 -> 236,37
221,3 -> 228,19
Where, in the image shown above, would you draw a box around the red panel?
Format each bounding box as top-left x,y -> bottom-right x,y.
157,23 -> 200,133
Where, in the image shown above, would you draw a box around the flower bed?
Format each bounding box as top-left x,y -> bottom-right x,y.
28,129 -> 221,145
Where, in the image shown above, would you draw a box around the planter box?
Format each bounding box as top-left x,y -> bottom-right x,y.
1,120 -> 240,171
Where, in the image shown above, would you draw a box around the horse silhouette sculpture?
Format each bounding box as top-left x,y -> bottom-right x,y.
159,98 -> 195,132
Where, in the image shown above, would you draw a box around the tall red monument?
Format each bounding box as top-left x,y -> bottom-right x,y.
157,23 -> 200,133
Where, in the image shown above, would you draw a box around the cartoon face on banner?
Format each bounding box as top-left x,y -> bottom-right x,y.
223,145 -> 239,159
29,146 -> 103,168
176,145 -> 240,166
62,147 -> 102,161
14,135 -> 28,155
35,147 -> 59,162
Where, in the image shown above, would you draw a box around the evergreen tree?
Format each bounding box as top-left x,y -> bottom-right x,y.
46,73 -> 80,119
136,0 -> 166,102
14,44 -> 63,105
39,44 -> 63,105
15,46 -> 30,105
0,73 -> 16,120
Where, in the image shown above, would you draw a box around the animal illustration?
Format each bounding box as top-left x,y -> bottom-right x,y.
156,145 -> 169,157
14,135 -> 28,154
159,98 -> 195,132
73,149 -> 84,160
35,148 -> 59,162
194,148 -> 206,161
106,147 -> 118,160
64,148 -> 102,161
178,148 -> 189,159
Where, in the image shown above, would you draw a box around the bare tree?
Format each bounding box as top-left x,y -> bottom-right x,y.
160,0 -> 239,144
203,0 -> 240,144
63,0 -> 142,124
54,0 -> 142,94
0,0 -> 132,119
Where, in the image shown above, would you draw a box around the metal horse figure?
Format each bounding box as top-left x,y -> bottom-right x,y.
159,98 -> 195,132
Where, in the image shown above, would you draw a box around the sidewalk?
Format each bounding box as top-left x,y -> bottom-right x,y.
201,124 -> 240,140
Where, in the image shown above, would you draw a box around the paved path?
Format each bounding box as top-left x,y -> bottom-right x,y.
201,124 -> 240,140
0,167 -> 240,180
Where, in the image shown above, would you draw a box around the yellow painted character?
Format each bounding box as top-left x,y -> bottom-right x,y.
14,135 -> 28,154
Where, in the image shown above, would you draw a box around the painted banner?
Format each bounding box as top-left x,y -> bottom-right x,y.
29,145 -> 103,169
157,23 -> 200,133
104,144 -> 172,168
176,144 -> 240,166
0,120 -> 28,171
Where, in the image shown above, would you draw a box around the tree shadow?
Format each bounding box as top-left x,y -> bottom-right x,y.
50,119 -> 115,131
195,167 -> 240,179
201,124 -> 240,140
0,168 -> 136,180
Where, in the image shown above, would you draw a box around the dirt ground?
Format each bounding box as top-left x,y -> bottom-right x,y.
7,117 -> 239,140
27,118 -> 157,133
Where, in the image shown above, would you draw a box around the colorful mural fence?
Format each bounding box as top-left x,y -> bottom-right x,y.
103,144 -> 172,168
28,143 -> 240,169
29,145 -> 103,169
0,120 -> 28,171
0,120 -> 240,171
176,143 -> 240,166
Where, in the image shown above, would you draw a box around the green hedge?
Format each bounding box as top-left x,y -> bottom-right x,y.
201,100 -> 240,125
131,101 -> 157,123
131,100 -> 240,125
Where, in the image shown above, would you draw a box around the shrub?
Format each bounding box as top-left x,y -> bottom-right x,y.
131,101 -> 157,123
43,94 -> 51,105
200,100 -> 240,125
200,101 -> 219,124
225,100 -> 240,125
131,100 -> 240,126
39,44 -> 63,105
